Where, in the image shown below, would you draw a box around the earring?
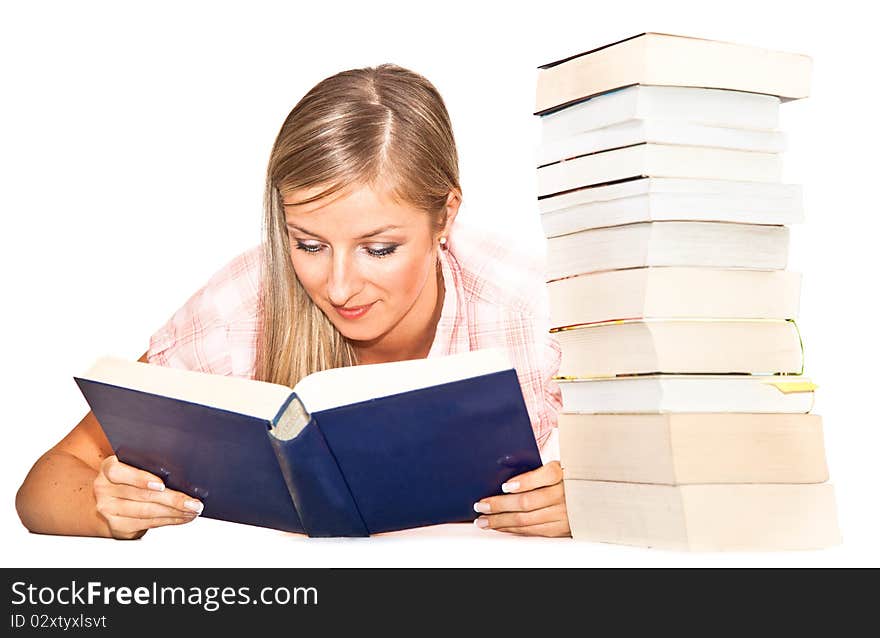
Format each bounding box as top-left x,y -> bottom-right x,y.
438,236 -> 448,250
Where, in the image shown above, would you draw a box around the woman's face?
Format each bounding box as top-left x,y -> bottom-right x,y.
283,183 -> 442,345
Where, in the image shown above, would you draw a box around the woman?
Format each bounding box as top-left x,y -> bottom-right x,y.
15,64 -> 569,539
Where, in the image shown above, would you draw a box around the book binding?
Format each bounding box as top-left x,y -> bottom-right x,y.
268,394 -> 369,537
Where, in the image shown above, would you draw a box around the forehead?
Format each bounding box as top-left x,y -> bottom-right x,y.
283,184 -> 426,230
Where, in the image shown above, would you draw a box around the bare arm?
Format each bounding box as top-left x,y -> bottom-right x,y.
15,403 -> 117,537
15,352 -> 200,539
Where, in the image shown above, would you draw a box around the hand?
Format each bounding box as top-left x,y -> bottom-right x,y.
472,461 -> 570,537
93,455 -> 203,540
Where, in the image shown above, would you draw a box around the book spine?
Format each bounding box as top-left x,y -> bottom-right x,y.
267,394 -> 369,537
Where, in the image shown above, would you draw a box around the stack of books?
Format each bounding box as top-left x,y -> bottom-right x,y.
536,33 -> 841,551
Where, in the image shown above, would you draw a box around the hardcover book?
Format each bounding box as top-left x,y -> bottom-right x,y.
553,318 -> 804,378
537,119 -> 786,167
535,32 -> 812,114
555,374 -> 815,414
559,413 -> 828,484
539,85 -> 781,140
74,349 -> 542,537
548,267 -> 801,328
564,481 -> 840,551
539,178 -> 803,238
545,221 -> 789,281
537,143 -> 782,197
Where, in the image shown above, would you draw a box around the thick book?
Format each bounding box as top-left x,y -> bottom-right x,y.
74,349 -> 542,537
559,413 -> 828,484
556,374 -> 816,414
535,32 -> 812,114
537,144 -> 782,198
539,178 -> 803,238
546,221 -> 789,281
564,481 -> 841,551
548,267 -> 801,329
553,318 -> 804,378
537,119 -> 786,167
539,85 -> 780,140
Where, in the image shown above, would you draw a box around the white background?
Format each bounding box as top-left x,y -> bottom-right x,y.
2,0 -> 877,568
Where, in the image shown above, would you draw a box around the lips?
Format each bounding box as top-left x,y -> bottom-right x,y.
333,302 -> 375,320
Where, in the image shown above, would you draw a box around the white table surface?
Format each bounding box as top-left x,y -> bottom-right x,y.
3,511 -> 863,569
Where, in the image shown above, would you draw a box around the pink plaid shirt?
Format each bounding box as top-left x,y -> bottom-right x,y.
147,221 -> 562,450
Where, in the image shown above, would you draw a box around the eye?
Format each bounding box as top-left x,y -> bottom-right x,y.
365,245 -> 398,258
294,241 -> 323,254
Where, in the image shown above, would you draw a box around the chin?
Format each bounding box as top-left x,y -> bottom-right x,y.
331,319 -> 385,343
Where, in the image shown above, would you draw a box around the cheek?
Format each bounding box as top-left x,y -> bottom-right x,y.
372,253 -> 432,301
289,253 -> 324,296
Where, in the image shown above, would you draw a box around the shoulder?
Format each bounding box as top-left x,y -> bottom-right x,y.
447,219 -> 549,319
445,218 -> 553,367
147,245 -> 263,376
199,244 -> 263,321
169,244 -> 262,331
444,218 -> 556,363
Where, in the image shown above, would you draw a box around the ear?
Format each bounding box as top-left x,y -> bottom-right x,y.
437,189 -> 461,241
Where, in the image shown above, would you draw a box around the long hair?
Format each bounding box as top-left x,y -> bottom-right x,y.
254,64 -> 461,387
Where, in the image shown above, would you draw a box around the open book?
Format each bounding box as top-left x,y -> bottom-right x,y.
74,348 -> 542,537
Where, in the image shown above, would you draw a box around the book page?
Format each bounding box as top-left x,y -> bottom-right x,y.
80,357 -> 294,420
293,347 -> 512,413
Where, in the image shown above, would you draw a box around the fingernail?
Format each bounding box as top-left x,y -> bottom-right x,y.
474,517 -> 489,529
501,481 -> 520,493
184,500 -> 203,514
147,481 -> 165,492
473,502 -> 491,514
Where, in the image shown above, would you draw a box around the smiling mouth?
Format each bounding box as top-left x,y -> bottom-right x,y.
335,303 -> 372,311
333,302 -> 375,319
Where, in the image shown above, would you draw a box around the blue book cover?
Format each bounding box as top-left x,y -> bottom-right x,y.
74,349 -> 542,537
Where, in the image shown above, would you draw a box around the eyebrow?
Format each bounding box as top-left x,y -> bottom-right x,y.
285,223 -> 401,240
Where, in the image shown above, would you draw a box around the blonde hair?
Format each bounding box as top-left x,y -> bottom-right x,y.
255,64 -> 461,387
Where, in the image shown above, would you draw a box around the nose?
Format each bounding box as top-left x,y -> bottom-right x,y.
327,251 -> 363,307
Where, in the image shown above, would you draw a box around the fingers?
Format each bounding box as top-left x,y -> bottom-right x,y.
107,484 -> 204,516
474,502 -> 571,538
471,461 -> 571,537
475,482 -> 564,515
476,503 -> 566,530
94,455 -> 204,539
495,520 -> 571,538
100,455 -> 166,491
96,455 -> 203,514
99,495 -> 201,520
498,460 -> 563,494
473,462 -> 564,515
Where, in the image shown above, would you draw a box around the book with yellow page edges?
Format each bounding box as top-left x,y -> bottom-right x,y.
536,34 -> 840,551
